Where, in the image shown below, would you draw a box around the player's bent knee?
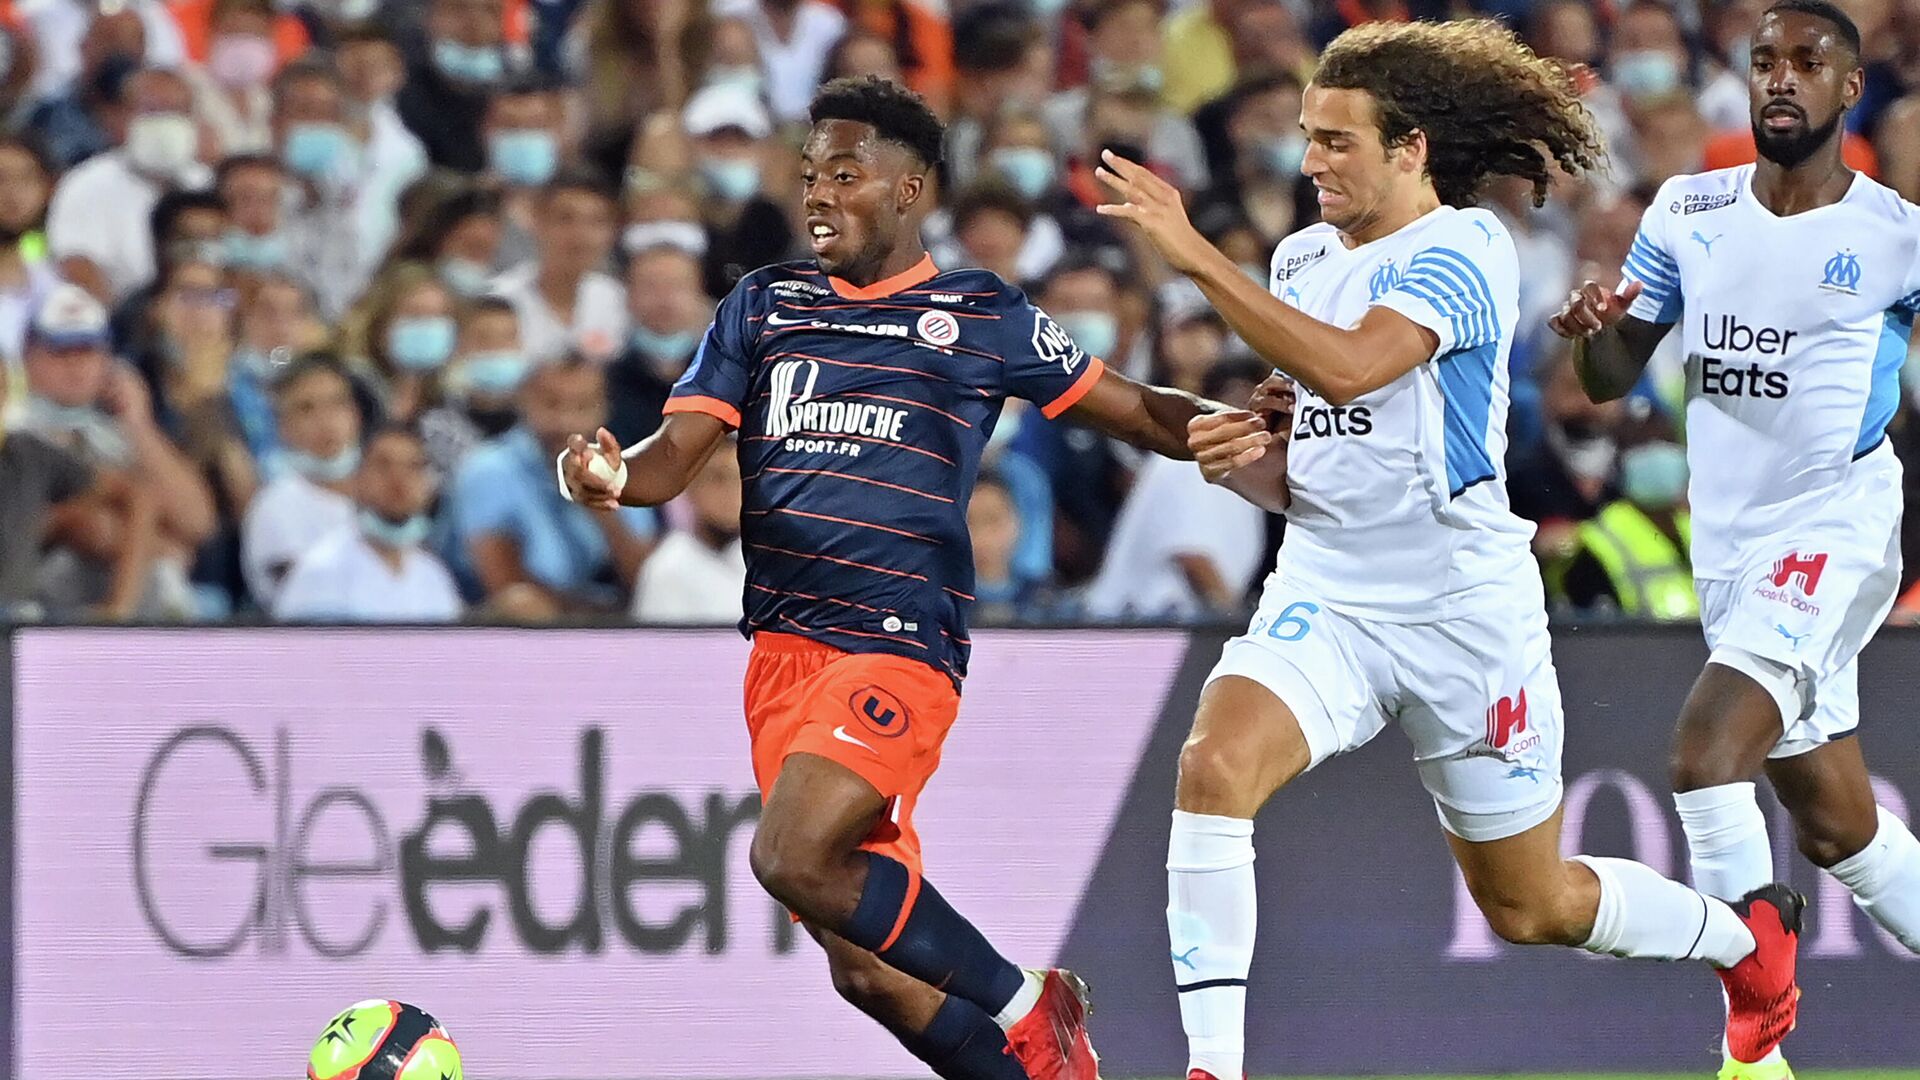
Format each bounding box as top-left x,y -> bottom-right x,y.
827,950 -> 908,1015
1669,749 -> 1753,794
1477,893 -> 1586,947
1791,814 -> 1874,869
1175,732 -> 1268,816
748,828 -> 829,910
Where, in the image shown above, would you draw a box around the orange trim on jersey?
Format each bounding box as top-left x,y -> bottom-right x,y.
879,867 -> 925,952
750,582 -> 898,615
1039,355 -> 1107,420
663,395 -> 743,428
771,351 -> 994,395
780,300 -> 1002,320
749,543 -> 931,582
837,391 -> 975,427
830,254 -> 940,300
750,506 -> 939,543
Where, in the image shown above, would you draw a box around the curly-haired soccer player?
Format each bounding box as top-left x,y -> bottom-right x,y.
1097,19 -> 1807,1080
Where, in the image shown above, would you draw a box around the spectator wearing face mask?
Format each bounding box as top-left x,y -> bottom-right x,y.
490,167 -> 628,363
605,243 -> 713,441
398,0 -> 517,171
184,0 -> 278,158
931,181 -> 1067,285
681,82 -> 794,297
446,356 -> 656,619
335,23 -> 429,201
212,153 -> 286,281
1191,71 -> 1308,248
0,136 -> 61,366
483,76 -> 567,269
710,0 -> 847,124
46,66 -> 212,303
943,3 -> 1050,188
272,58 -> 389,318
344,261 -> 458,422
630,436 -> 744,623
382,181 -> 506,301
1545,439 -> 1698,621
1047,0 -> 1208,192
21,9 -> 146,171
242,351 -> 363,609
0,333 -> 157,622
224,271 -> 323,462
22,0 -> 186,108
18,283 -> 214,617
105,190 -> 226,369
276,423 -> 463,622
420,296 -> 528,476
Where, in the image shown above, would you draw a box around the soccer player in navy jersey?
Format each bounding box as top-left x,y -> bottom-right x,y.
560,76 -> 1228,1080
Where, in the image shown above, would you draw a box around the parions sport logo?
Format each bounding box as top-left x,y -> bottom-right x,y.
1673,192 -> 1737,215
130,726 -> 797,959
1274,245 -> 1329,283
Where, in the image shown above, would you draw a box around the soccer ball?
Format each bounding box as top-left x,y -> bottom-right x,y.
307,999 -> 462,1080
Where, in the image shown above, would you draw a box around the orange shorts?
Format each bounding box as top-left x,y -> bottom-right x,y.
744,632 -> 960,878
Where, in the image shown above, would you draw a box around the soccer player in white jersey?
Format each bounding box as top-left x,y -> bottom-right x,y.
1553,2 -> 1920,1076
1097,18 -> 1807,1080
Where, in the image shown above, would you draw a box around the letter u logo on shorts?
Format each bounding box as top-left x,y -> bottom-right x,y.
768,359 -> 821,438
849,686 -> 910,739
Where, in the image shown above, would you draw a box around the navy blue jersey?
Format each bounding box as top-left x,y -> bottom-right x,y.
664,255 -> 1105,681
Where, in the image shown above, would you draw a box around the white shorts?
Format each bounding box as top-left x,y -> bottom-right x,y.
1206,576 -> 1565,843
1698,512 -> 1902,759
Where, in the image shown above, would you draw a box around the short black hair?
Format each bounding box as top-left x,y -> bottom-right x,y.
215,152 -> 283,192
810,76 -> 946,168
952,181 -> 1034,232
150,188 -> 224,249
1764,0 -> 1862,60
1203,355 -> 1271,401
954,3 -> 1042,73
272,351 -> 355,400
541,164 -> 616,205
462,295 -> 519,322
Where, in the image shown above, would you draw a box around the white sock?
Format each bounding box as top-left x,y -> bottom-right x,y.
1827,805 -> 1920,954
1675,782 -> 1774,900
1573,855 -> 1756,967
991,970 -> 1045,1030
1168,810 -> 1256,1080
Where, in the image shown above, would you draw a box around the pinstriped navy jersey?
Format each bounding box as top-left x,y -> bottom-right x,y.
663,255 -> 1106,681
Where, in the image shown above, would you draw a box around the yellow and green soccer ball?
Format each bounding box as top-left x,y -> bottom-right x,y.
307,999 -> 462,1080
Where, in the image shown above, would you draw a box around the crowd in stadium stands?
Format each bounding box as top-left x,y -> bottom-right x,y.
1,0 -> 1919,626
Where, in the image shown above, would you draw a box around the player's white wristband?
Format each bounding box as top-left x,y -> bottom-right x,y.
554,448 -> 629,505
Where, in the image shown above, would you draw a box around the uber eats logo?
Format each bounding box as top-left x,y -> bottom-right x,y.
1697,313 -> 1794,400
131,727 -> 795,959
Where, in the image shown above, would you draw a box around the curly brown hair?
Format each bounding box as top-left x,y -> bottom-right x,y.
1312,19 -> 1604,208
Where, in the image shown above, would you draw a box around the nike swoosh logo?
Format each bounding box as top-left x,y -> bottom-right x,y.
766,312 -> 814,327
832,726 -> 876,752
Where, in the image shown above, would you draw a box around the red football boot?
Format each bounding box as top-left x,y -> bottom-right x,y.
1003,969 -> 1098,1080
1717,883 -> 1806,1063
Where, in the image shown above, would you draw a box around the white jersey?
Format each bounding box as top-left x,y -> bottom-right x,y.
1621,166 -> 1920,580
1268,205 -> 1537,621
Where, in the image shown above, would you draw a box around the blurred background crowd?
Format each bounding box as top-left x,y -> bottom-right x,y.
2,0 -> 1920,627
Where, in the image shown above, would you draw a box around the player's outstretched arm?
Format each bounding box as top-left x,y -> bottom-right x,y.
1093,151 -> 1441,404
1188,374 -> 1293,513
556,411 -> 730,511
1547,279 -> 1671,403
1063,365 -> 1219,460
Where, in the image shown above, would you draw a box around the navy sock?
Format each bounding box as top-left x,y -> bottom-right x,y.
842,852 -> 1026,1015
897,994 -> 1031,1080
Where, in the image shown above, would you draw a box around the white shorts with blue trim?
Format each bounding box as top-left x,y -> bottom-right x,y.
1206,575 -> 1565,843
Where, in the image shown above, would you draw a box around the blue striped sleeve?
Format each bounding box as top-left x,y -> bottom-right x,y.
1621,218 -> 1683,324
1381,246 -> 1503,355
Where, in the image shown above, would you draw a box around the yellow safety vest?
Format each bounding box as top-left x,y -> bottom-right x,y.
1576,502 -> 1699,620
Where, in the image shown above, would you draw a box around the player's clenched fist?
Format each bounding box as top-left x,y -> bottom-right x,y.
1247,374 -> 1295,435
1189,409 -> 1274,484
555,427 -> 627,511
1548,279 -> 1644,339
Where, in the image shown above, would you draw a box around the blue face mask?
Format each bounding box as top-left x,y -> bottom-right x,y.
22,395 -> 103,432
488,128 -> 558,187
630,324 -> 701,365
223,229 -> 287,270
1255,133 -> 1308,177
703,64 -> 764,95
459,349 -> 531,395
990,147 -> 1056,200
387,315 -> 458,372
283,122 -> 357,180
434,39 -> 505,84
1612,49 -> 1683,101
438,257 -> 493,297
1055,310 -> 1119,359
359,508 -> 431,548
284,443 -> 362,483
699,157 -> 761,202
1620,441 -> 1689,510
